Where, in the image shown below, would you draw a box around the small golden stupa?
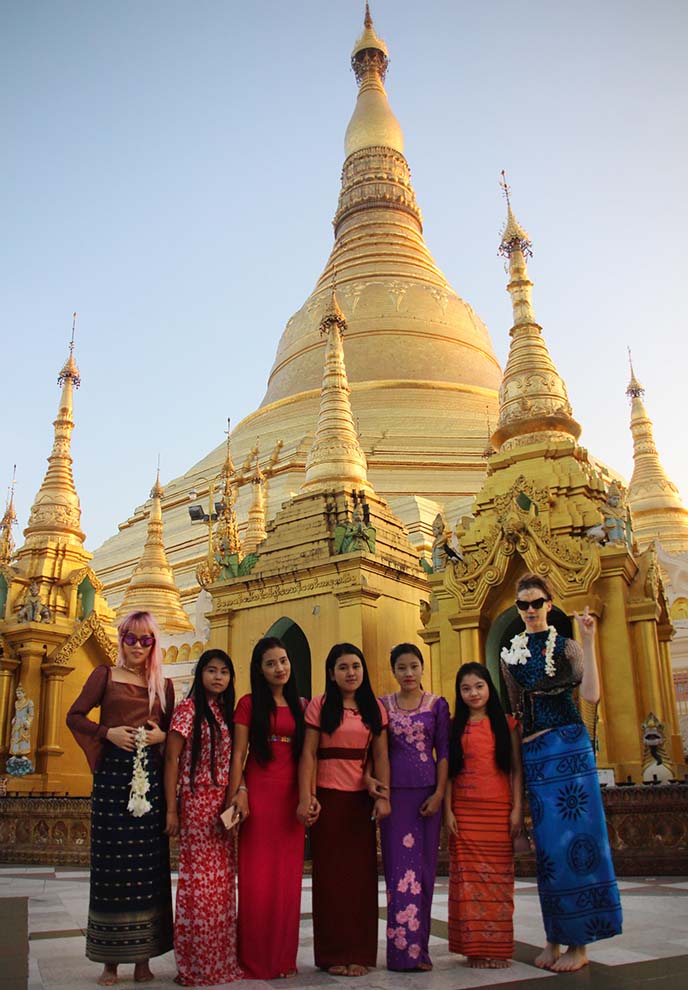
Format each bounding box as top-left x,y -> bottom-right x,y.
0,320 -> 117,795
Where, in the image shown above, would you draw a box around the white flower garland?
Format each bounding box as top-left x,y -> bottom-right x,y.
501,625 -> 558,678
127,726 -> 152,818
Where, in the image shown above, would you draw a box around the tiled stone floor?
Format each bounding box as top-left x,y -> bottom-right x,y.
2,867 -> 687,990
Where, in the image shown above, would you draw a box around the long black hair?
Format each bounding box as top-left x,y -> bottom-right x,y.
320,643 -> 382,737
248,636 -> 305,765
448,661 -> 511,778
187,648 -> 235,790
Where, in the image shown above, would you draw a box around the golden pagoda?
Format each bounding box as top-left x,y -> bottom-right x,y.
117,469 -> 194,635
420,185 -> 684,781
626,357 -> 688,734
92,3 -> 502,610
626,358 -> 688,555
208,284 -> 429,699
0,320 -> 117,795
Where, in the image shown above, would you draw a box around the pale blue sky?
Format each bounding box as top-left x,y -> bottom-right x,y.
2,0 -> 687,551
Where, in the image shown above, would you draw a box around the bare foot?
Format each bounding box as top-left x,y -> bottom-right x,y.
97,965 -> 118,986
134,962 -> 154,983
328,966 -> 348,976
550,946 -> 589,972
535,942 -> 561,969
278,971 -> 297,978
416,961 -> 433,971
345,964 -> 369,977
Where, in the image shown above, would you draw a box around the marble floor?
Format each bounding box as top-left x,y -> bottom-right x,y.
2,868 -> 687,990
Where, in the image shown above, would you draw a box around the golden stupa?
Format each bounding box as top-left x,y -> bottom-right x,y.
0,324 -> 117,795
93,4 -> 501,610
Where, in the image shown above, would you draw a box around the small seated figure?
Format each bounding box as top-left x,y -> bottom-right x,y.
16,580 -> 44,623
335,504 -> 376,554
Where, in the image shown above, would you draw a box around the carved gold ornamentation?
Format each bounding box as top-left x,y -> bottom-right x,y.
49,611 -> 117,666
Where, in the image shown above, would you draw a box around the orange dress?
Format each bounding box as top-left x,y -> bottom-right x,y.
448,715 -> 517,961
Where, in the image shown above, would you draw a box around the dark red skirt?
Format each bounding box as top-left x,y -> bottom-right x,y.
310,787 -> 378,969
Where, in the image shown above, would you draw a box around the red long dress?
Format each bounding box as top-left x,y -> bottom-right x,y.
170,698 -> 242,986
448,715 -> 518,961
234,696 -> 305,979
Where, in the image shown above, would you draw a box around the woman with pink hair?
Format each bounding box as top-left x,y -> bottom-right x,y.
67,611 -> 175,986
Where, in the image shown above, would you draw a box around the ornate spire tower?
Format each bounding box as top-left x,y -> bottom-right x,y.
491,176 -> 581,452
626,355 -> 688,554
243,453 -> 267,555
0,468 -> 18,567
93,4 -> 503,608
118,469 -> 194,633
19,315 -> 86,559
301,287 -> 371,493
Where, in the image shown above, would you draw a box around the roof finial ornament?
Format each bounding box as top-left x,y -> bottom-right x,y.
0,465 -> 18,565
626,347 -> 645,399
498,170 -> 532,259
58,311 -> 81,388
151,454 -> 163,498
351,1 -> 389,83
320,271 -> 347,337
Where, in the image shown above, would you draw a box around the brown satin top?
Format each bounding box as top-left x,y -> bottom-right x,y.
66,664 -> 175,772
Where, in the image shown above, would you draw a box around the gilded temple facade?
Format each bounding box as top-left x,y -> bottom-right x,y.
2,6 -> 686,801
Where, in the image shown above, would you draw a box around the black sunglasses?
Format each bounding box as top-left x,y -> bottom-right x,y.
515,597 -> 549,611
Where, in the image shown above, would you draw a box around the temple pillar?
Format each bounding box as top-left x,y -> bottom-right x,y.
335,587 -> 381,680
36,661 -> 74,775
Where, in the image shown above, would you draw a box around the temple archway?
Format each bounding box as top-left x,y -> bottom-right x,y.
264,617 -> 312,699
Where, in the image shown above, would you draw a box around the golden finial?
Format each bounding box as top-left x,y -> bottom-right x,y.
498,171 -> 532,259
351,1 -> 389,81
320,272 -> 347,337
0,465 -> 18,565
626,347 -> 645,399
150,456 -> 163,499
58,311 -> 81,388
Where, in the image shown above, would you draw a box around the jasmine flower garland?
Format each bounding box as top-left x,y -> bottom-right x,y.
128,726 -> 152,817
501,626 -> 558,678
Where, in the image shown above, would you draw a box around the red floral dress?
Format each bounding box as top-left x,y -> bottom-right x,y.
170,698 -> 242,986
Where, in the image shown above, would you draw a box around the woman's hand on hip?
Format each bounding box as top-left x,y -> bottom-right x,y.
105,725 -> 137,751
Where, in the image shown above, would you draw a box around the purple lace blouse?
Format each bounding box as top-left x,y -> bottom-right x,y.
381,692 -> 450,789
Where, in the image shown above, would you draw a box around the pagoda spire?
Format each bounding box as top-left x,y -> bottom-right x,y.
21,313 -> 86,550
491,175 -> 581,452
243,451 -> 267,555
626,354 -> 688,553
345,3 -> 404,158
118,467 -> 193,633
0,466 -> 18,565
216,419 -> 241,557
301,285 -> 371,493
